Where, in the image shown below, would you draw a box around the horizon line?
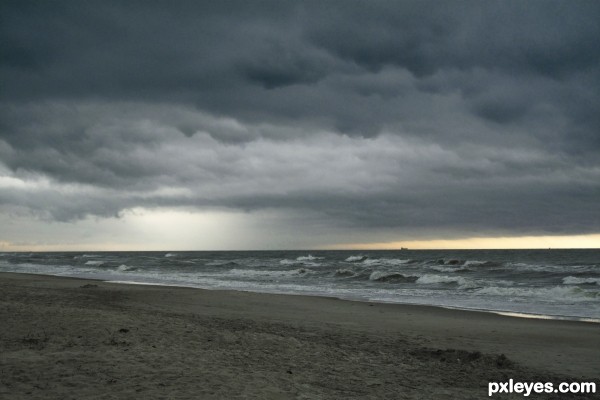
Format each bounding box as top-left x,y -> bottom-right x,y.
1,247 -> 599,253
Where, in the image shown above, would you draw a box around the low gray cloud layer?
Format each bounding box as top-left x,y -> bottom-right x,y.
1,1 -> 599,244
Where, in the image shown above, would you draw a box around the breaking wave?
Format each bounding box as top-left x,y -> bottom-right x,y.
369,271 -> 418,283
335,268 -> 356,277
463,260 -> 487,266
345,255 -> 368,262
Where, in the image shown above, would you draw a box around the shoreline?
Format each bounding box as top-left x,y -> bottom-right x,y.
7,270 -> 600,324
1,271 -> 599,399
107,277 -> 600,324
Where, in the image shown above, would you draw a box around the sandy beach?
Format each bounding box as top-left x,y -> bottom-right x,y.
1,272 -> 598,399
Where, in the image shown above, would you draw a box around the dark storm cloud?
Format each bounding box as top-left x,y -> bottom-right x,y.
307,1 -> 600,78
1,0 -> 599,239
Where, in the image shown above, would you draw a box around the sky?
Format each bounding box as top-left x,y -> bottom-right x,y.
1,0 -> 599,250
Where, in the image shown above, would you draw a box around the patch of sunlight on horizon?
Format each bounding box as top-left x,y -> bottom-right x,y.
327,234 -> 600,250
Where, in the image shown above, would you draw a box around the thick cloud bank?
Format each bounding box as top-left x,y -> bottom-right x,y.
1,1 -> 599,242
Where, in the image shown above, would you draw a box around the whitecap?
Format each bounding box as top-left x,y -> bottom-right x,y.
84,260 -> 104,266
463,260 -> 486,267
430,266 -> 470,273
345,255 -> 368,262
295,255 -> 322,261
363,258 -> 410,267
117,264 -> 137,272
563,276 -> 600,286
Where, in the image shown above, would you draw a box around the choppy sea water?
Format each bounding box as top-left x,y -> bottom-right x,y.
1,250 -> 599,321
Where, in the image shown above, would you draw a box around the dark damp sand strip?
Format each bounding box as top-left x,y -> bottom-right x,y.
1,272 -> 598,399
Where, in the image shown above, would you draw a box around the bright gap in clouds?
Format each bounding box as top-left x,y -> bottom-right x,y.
0,209 -> 244,251
1,208 -> 598,251
0,208 -> 336,251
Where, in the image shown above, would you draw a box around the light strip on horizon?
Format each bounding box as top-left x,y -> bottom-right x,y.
327,234 -> 600,250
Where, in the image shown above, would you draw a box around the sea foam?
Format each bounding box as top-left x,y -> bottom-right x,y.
475,286 -> 599,301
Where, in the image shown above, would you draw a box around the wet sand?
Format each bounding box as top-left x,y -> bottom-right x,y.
1,272 -> 598,399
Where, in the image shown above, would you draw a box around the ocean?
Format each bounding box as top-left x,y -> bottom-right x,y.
1,249 -> 599,321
